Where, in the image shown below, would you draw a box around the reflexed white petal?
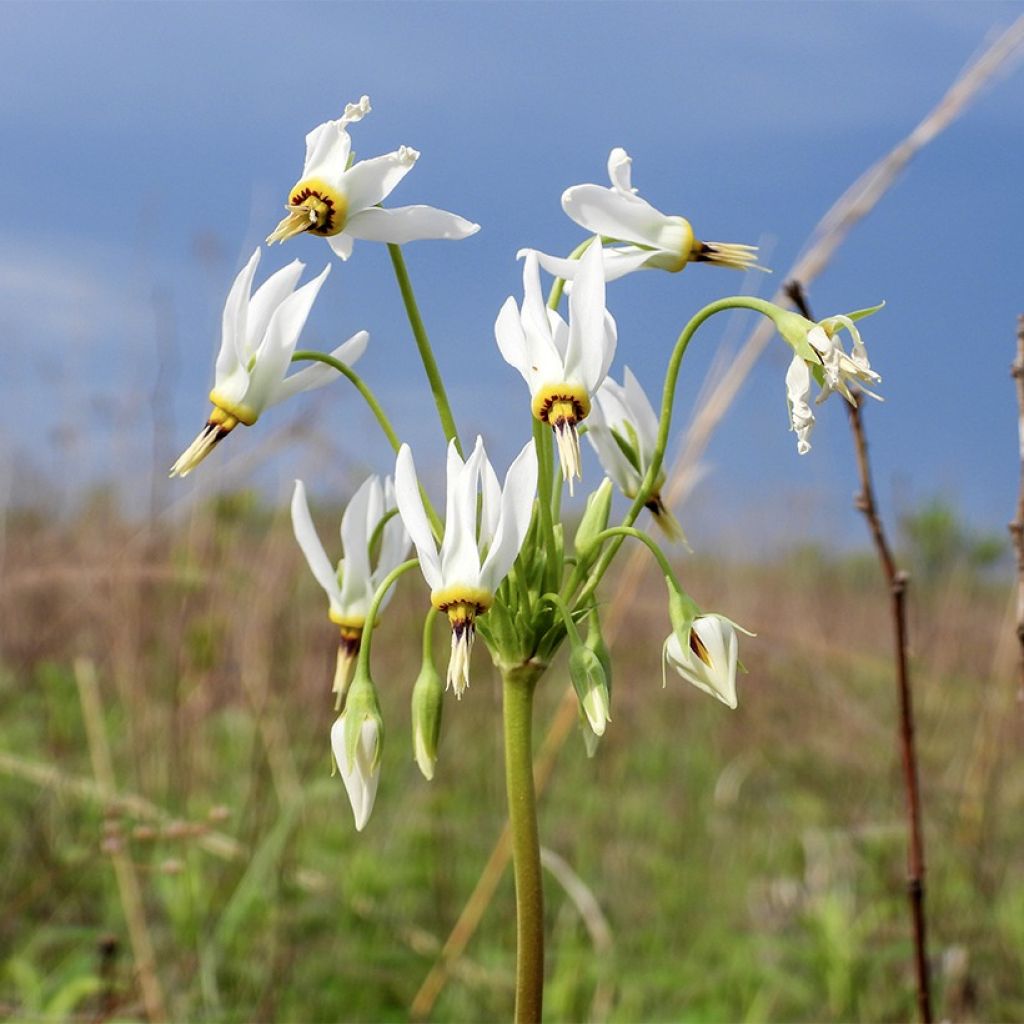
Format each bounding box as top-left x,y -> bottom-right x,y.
478,456 -> 502,553
340,148 -> 419,213
519,251 -> 552,348
215,249 -> 261,384
337,476 -> 377,612
622,367 -> 660,457
331,714 -> 381,831
244,264 -> 331,414
607,147 -> 635,195
245,259 -> 304,353
303,120 -> 352,185
587,400 -> 638,495
394,445 -> 443,592
344,205 -> 480,243
439,438 -> 485,587
566,241 -> 614,392
495,295 -> 532,384
375,477 -> 412,598
291,480 -> 343,613
327,232 -> 355,261
528,245 -> 653,283
479,442 -> 538,592
785,355 -> 814,455
269,330 -> 369,407
562,183 -> 668,248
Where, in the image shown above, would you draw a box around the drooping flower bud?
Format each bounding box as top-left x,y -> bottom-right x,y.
569,644 -> 610,738
331,670 -> 384,831
574,478 -> 614,565
411,655 -> 444,781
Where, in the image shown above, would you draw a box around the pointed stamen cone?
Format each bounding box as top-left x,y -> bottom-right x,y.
447,617 -> 476,698
169,417 -> 235,478
266,205 -> 317,245
694,240 -> 765,272
644,493 -> 689,548
333,629 -> 362,711
552,420 -> 582,496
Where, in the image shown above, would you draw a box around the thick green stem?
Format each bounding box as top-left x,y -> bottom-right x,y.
387,243 -> 463,455
502,663 -> 545,1023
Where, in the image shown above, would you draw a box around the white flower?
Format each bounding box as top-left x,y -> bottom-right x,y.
530,148 -> 761,282
331,711 -> 380,831
266,94 -> 479,259
170,248 -> 367,477
495,241 -> 615,493
394,436 -> 538,697
587,368 -> 684,541
663,614 -> 753,709
784,315 -> 882,455
291,476 -> 411,705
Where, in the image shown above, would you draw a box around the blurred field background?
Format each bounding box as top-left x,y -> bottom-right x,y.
1,485 -> 1021,1022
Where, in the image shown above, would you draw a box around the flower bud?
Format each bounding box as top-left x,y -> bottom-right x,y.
574,478 -> 614,564
411,657 -> 444,781
568,644 -> 610,737
331,671 -> 383,831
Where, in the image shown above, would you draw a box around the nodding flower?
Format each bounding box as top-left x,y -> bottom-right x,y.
170,249 -> 366,477
266,94 -> 479,260
663,613 -> 754,710
528,148 -> 762,282
291,477 -> 410,707
394,437 -> 538,698
495,241 -> 615,493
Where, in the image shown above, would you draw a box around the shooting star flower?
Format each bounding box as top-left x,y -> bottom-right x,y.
529,148 -> 761,282
395,437 -> 538,697
267,94 -> 479,259
170,249 -> 367,477
291,477 -> 410,706
495,241 -> 615,493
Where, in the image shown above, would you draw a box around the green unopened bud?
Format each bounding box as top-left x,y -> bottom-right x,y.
574,478 -> 614,563
584,607 -> 612,699
411,657 -> 444,781
331,668 -> 384,832
569,644 -> 610,737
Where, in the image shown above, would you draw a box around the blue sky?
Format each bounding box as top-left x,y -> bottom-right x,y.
2,2 -> 1022,550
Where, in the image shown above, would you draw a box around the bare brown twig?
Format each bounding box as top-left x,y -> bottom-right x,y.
1008,315 -> 1024,713
784,280 -> 932,1024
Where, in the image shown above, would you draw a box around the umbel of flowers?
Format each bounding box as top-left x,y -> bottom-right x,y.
169,95 -> 883,1021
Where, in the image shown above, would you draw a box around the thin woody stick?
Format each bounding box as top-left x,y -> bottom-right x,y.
411,22 -> 1024,1017
1008,315 -> 1024,714
784,280 -> 932,1023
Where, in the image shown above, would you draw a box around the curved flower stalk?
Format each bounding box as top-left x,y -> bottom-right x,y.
266,94 -> 480,260
170,249 -> 367,477
587,368 -> 685,541
530,148 -> 761,282
395,437 -> 538,697
777,305 -> 883,454
663,613 -> 754,709
495,242 -> 615,492
291,476 -> 411,706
